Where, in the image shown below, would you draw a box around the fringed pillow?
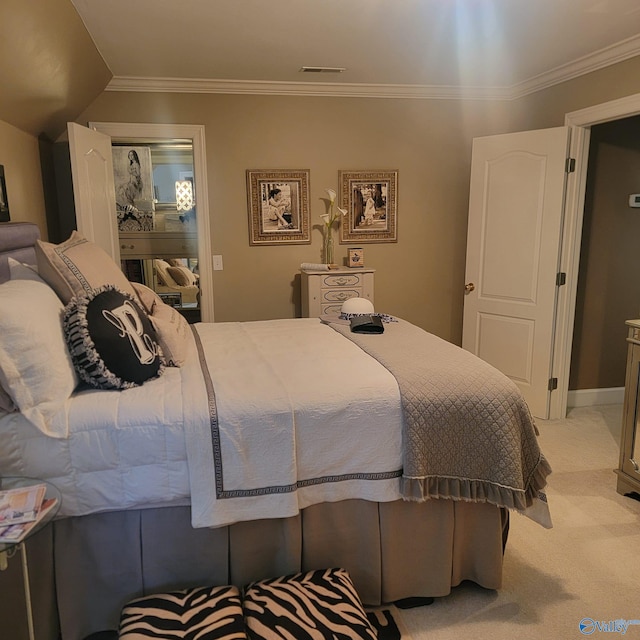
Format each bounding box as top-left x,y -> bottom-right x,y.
64,285 -> 164,390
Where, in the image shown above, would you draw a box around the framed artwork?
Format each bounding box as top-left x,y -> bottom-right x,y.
246,169 -> 311,245
339,170 -> 398,243
112,146 -> 155,209
0,165 -> 10,222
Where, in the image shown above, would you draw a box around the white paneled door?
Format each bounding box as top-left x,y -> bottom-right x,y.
462,127 -> 570,419
67,122 -> 121,263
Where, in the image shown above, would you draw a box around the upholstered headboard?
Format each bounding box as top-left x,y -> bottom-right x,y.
0,222 -> 40,283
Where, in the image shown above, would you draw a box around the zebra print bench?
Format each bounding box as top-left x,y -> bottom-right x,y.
114,568 -> 378,639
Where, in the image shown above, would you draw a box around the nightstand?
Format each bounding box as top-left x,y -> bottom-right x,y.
0,477 -> 61,640
301,267 -> 375,318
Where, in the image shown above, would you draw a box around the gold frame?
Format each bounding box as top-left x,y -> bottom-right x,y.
339,170 -> 398,243
247,169 -> 311,245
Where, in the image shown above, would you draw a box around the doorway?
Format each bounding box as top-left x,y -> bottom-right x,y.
551,93 -> 640,418
89,122 -> 215,323
569,115 -> 640,406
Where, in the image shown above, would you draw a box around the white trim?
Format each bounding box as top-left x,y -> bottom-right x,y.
567,387 -> 625,408
549,91 -> 640,419
106,76 -> 513,101
510,34 -> 640,99
88,122 -> 215,323
106,35 -> 640,101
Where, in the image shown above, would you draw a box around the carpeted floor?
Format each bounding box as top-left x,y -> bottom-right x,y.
391,404 -> 640,640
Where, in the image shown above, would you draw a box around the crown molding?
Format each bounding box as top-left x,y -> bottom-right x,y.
510,32 -> 640,99
106,34 -> 640,101
106,76 -> 512,100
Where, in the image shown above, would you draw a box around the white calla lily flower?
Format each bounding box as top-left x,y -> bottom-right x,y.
320,213 -> 330,225
326,188 -> 337,203
337,207 -> 348,216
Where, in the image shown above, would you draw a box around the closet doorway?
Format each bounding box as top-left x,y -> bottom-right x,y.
89,122 -> 214,323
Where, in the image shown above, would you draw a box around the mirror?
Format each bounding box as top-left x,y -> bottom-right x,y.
89,121 -> 214,323
113,140 -> 200,322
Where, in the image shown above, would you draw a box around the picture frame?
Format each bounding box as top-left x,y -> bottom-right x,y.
247,170 -> 311,245
348,247 -> 364,268
112,146 -> 155,210
339,170 -> 398,243
0,165 -> 10,222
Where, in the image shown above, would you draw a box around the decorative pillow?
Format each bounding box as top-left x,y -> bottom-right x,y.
154,259 -> 172,286
131,282 -> 191,367
35,231 -> 138,304
0,279 -> 79,437
64,285 -> 165,390
242,568 -> 377,640
167,265 -> 197,287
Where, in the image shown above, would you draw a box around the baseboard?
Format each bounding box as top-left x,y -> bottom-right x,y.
567,387 -> 624,408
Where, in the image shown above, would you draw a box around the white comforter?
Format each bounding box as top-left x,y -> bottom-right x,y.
0,319 -> 404,527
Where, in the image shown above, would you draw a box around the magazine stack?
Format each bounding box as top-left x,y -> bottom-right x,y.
0,483 -> 58,544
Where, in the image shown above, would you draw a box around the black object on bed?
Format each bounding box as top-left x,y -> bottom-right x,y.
350,314 -> 385,334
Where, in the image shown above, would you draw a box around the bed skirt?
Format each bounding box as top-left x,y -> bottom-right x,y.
54,498 -> 508,640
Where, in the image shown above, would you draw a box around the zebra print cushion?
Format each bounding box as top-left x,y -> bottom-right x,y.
118,584 -> 247,639
242,568 -> 377,640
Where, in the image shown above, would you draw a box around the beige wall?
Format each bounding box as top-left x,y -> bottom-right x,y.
75,61 -> 640,344
77,93 -> 520,341
0,119 -> 47,237
0,0 -> 111,140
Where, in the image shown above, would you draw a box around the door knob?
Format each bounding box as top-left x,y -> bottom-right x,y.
464,282 -> 475,293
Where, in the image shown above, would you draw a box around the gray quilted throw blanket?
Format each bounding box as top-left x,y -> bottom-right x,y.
327,319 -> 552,519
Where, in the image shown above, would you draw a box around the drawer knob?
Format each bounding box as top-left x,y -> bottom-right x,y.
121,244 -> 135,250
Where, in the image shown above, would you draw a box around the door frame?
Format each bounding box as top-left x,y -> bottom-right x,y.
88,122 -> 215,323
551,92 -> 640,418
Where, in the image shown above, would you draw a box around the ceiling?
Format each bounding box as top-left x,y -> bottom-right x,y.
71,0 -> 640,99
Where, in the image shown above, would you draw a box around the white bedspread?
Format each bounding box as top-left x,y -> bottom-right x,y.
184,319 -> 404,528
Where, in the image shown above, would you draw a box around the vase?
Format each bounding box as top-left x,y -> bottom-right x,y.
323,229 -> 334,265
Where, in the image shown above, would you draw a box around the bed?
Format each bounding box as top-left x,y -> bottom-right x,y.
0,221 -> 551,640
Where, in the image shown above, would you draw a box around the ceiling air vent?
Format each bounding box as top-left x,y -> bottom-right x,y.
300,66 -> 347,73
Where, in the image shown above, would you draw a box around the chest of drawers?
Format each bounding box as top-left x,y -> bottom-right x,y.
616,319 -> 640,497
301,267 -> 375,317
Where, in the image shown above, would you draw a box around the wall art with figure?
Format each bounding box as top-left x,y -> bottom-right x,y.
247,170 -> 310,245
339,170 -> 398,243
112,146 -> 155,231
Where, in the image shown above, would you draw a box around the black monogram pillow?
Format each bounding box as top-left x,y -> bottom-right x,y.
64,285 -> 165,390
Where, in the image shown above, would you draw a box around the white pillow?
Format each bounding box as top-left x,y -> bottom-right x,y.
0,259 -> 49,414
0,279 -> 79,437
8,257 -> 46,283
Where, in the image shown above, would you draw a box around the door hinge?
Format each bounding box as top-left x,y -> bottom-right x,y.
548,377 -> 558,391
566,157 -> 576,173
556,272 -> 567,286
